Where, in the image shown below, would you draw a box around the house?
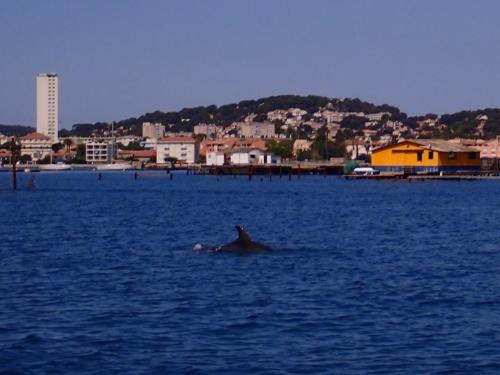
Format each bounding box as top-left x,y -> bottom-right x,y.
20,132 -> 52,161
0,133 -> 8,145
371,139 -> 481,172
157,137 -> 199,165
201,138 -> 267,156
201,138 -> 237,156
206,151 -> 225,166
230,148 -> 265,165
365,112 -> 391,122
259,153 -> 281,165
237,122 -> 275,139
0,149 -> 12,165
117,149 -> 156,163
293,139 -> 312,156
116,135 -> 141,147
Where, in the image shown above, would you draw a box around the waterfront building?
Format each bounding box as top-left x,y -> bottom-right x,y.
156,137 -> 199,165
142,122 -> 165,140
36,73 -> 59,143
371,139 -> 481,172
206,151 -> 225,166
201,138 -> 237,156
230,148 -> 265,165
258,153 -> 281,165
85,140 -> 117,164
201,138 -> 267,157
20,132 -> 52,161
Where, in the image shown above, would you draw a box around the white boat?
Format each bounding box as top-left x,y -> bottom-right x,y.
94,122 -> 136,171
39,163 -> 72,171
95,162 -> 135,171
353,167 -> 380,175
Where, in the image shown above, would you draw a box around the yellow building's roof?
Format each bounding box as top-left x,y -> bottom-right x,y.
374,139 -> 477,153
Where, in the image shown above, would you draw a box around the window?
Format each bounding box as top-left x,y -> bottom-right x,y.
448,152 -> 456,160
468,152 -> 477,160
428,151 -> 434,160
417,151 -> 422,162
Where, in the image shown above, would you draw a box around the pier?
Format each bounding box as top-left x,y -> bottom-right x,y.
344,171 -> 500,181
187,163 -> 343,176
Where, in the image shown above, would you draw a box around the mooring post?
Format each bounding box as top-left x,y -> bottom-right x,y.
11,158 -> 17,191
10,137 -> 20,191
98,173 -> 102,181
12,160 -> 17,190
27,176 -> 35,189
170,173 -> 173,180
134,171 -> 138,180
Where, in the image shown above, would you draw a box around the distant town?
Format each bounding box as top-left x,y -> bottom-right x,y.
1,73 -> 499,174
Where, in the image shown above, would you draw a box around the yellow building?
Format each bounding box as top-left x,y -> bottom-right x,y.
371,139 -> 481,172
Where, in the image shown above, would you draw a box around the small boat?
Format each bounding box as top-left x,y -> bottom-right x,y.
38,162 -> 72,171
95,162 -> 135,171
353,167 -> 380,175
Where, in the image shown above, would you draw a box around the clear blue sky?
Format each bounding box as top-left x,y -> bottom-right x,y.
1,0 -> 499,128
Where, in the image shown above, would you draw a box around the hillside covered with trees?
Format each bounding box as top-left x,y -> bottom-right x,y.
67,95 -> 406,137
2,95 -> 500,139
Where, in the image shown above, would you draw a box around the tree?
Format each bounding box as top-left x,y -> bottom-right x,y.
52,143 -> 63,152
265,139 -> 293,159
64,138 -> 73,152
73,144 -> 86,164
296,149 -> 311,161
341,115 -> 367,130
20,154 -> 32,163
253,113 -> 267,122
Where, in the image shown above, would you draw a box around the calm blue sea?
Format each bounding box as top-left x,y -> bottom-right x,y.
1,171 -> 500,374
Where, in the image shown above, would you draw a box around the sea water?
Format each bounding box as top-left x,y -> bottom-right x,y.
1,171 -> 500,374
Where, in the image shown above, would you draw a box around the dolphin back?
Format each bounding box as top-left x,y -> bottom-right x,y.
235,225 -> 252,243
215,226 -> 272,253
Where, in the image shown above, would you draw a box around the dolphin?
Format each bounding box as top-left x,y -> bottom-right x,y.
217,225 -> 272,253
194,226 -> 272,254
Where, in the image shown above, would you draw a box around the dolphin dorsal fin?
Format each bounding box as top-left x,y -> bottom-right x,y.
235,225 -> 252,243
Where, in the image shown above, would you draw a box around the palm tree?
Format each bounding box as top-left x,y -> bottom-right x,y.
64,138 -> 73,152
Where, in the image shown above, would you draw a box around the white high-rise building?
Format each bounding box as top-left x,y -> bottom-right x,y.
36,73 -> 59,143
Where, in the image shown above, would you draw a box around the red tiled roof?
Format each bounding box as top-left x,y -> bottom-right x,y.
21,132 -> 51,141
118,149 -> 156,158
158,137 -> 196,143
231,147 -> 266,154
